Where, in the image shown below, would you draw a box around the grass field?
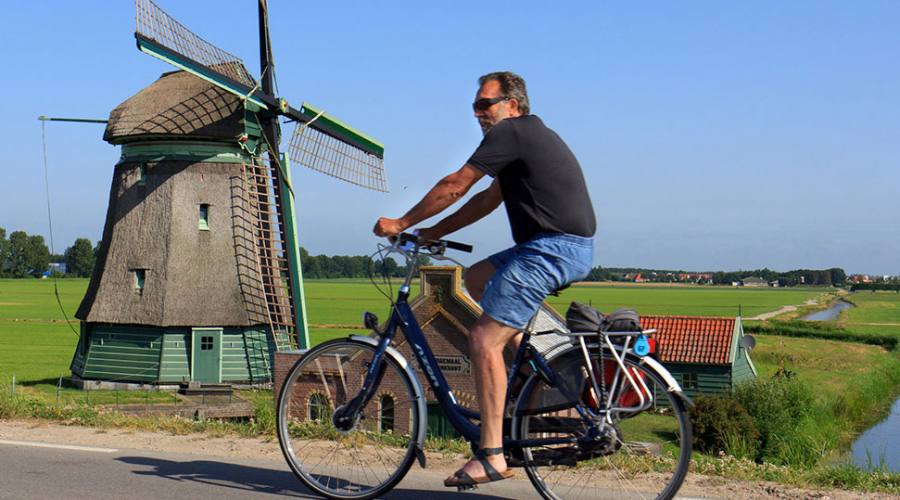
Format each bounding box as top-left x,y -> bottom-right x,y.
842,291 -> 900,337
547,283 -> 832,319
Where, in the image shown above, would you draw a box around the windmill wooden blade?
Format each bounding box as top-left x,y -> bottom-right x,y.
289,103 -> 389,192
135,0 -> 267,107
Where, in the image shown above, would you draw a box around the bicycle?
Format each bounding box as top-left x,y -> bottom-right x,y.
276,233 -> 693,499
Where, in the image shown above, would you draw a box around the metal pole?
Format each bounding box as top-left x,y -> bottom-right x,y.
37,116 -> 107,124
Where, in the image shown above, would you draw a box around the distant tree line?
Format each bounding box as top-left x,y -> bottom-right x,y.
0,227 -> 853,287
584,266 -> 848,287
0,227 -> 98,278
300,247 -> 428,279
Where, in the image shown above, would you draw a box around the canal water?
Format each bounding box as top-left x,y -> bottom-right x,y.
802,299 -> 854,321
852,398 -> 900,471
799,297 -> 899,470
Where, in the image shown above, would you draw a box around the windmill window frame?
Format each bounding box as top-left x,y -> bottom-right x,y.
199,204 -> 210,231
132,269 -> 146,294
137,163 -> 146,186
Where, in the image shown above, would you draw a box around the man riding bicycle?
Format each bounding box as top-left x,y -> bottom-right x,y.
374,71 -> 596,488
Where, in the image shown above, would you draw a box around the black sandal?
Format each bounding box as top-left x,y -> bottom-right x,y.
444,447 -> 515,491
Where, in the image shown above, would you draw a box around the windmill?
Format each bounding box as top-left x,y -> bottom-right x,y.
71,0 -> 386,386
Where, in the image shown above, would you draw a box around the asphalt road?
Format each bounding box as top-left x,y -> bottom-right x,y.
0,439 -> 538,499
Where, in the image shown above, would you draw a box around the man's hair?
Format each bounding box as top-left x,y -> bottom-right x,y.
479,71 -> 530,115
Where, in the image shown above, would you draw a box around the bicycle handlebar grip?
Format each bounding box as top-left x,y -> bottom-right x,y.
443,240 -> 473,253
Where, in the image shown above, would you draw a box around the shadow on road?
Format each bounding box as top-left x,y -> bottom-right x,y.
117,456 -> 509,499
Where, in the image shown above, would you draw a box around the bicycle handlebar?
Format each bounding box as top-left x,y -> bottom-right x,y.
392,232 -> 473,254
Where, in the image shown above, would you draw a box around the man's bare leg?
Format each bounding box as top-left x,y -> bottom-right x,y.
445,313 -> 519,482
465,260 -> 523,351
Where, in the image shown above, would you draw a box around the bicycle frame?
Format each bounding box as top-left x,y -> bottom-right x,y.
349,262 -> 596,451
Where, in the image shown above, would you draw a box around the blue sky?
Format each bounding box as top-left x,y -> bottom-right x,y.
2,1 -> 898,274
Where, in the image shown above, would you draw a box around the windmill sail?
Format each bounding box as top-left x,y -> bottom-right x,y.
134,0 -> 388,191
289,104 -> 389,192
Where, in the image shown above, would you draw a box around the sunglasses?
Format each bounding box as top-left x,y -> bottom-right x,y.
472,96 -> 509,112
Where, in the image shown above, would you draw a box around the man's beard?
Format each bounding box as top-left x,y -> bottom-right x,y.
479,118 -> 493,135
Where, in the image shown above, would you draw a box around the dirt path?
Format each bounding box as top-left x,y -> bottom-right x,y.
748,299 -> 819,321
0,419 -> 892,499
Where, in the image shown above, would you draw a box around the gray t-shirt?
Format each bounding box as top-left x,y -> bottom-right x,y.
467,115 -> 596,244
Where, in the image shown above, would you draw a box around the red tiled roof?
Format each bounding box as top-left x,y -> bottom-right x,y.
642,316 -> 736,365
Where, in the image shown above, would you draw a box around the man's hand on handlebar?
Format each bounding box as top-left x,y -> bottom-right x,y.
373,217 -> 406,237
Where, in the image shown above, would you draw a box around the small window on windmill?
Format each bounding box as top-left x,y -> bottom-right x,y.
199,204 -> 210,230
137,163 -> 146,186
133,269 -> 146,293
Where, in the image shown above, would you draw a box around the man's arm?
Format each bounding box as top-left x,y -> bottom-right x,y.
374,164 -> 485,236
420,179 -> 502,240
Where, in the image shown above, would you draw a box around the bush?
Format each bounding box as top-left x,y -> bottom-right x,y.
690,394 -> 759,459
734,376 -> 819,466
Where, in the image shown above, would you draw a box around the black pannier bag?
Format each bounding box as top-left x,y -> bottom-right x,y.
602,308 -> 642,332
566,301 -> 604,332
566,302 -> 643,333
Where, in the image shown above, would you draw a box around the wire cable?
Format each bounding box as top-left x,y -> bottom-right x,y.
40,119 -> 79,337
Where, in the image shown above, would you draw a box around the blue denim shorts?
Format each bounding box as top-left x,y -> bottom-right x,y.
480,233 -> 594,329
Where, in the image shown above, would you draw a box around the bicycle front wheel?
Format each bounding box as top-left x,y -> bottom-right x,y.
512,348 -> 692,500
276,338 -> 421,500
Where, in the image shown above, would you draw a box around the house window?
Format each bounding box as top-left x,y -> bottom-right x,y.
199,204 -> 210,230
133,269 -> 146,292
682,372 -> 698,389
380,394 -> 395,433
200,336 -> 214,351
308,393 -> 329,422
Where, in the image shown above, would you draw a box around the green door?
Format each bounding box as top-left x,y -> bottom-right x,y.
191,328 -> 222,383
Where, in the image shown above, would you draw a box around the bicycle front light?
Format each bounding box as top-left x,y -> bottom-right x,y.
364,311 -> 381,333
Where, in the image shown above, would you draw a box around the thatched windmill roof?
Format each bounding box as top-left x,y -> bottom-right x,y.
77,68 -> 272,328
104,68 -> 247,144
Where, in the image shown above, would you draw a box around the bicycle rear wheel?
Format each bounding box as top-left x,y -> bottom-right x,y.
277,338 -> 421,500
512,348 -> 691,500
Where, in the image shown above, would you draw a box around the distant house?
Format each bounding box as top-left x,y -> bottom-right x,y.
643,315 -> 757,398
849,274 -> 873,284
740,276 -> 768,287
42,262 -> 67,278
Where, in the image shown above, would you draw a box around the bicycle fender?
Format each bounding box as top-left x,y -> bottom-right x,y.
350,335 -> 428,468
